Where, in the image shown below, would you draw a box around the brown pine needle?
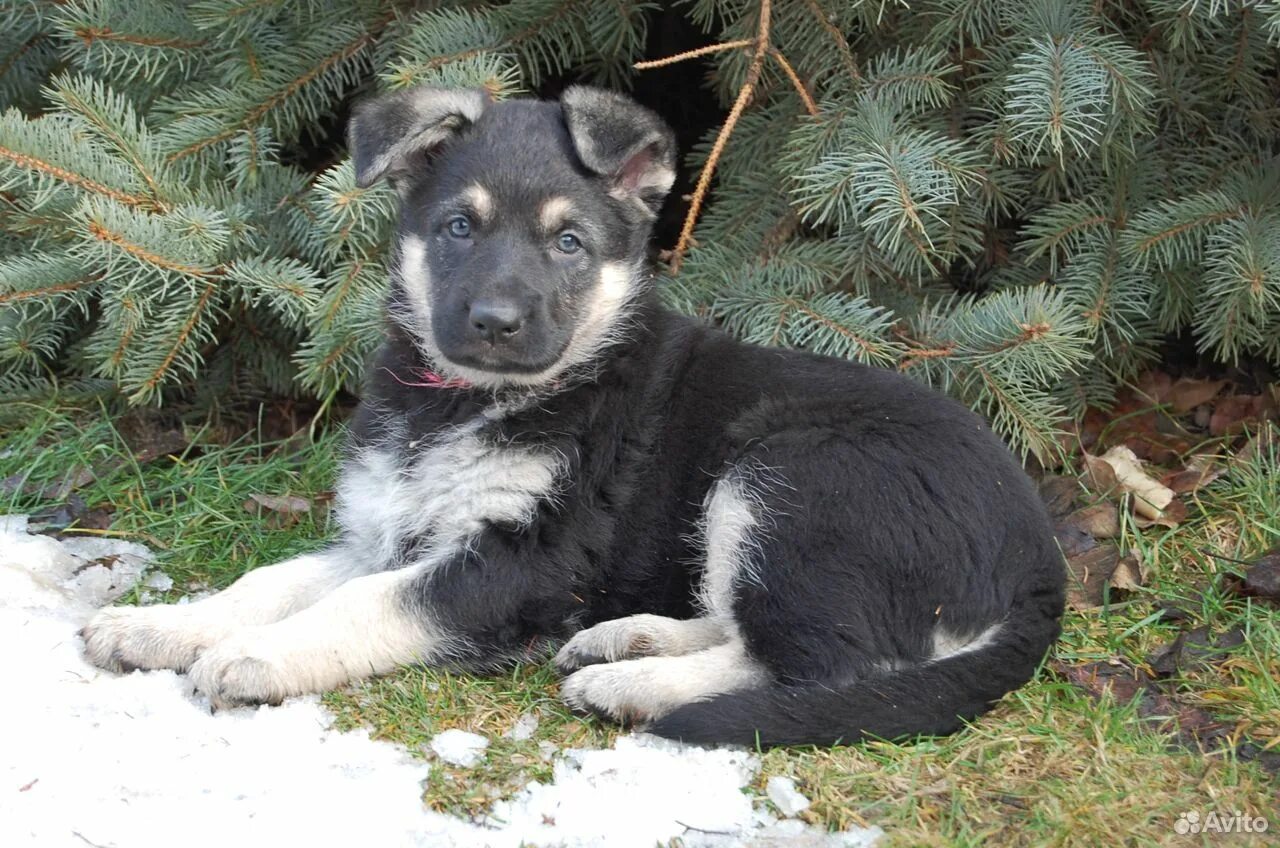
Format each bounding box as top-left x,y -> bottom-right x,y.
664,0 -> 773,275
633,39 -> 754,70
769,48 -> 818,117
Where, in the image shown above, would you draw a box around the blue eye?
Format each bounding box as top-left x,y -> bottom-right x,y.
556,232 -> 581,254
448,216 -> 471,238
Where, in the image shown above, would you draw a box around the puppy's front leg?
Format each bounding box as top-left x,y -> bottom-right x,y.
82,551 -> 357,673
188,563 -> 439,709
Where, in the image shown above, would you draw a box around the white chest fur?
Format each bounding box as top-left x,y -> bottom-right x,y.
336,420 -> 562,570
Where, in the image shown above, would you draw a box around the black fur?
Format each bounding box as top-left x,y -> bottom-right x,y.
347,87 -> 1065,747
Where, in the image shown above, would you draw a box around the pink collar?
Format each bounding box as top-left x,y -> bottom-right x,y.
381,366 -> 472,390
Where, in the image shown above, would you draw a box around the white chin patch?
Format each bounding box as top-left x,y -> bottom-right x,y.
393,244 -> 638,391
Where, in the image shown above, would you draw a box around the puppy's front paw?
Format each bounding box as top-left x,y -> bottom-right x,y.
554,615 -> 664,673
187,633 -> 297,710
81,605 -> 220,673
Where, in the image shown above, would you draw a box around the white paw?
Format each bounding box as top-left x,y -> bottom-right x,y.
556,618 -> 654,672
560,661 -> 679,725
81,605 -> 225,673
555,614 -> 727,672
187,631 -> 303,710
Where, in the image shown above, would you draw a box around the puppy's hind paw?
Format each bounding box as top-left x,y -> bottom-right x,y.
559,662 -> 675,727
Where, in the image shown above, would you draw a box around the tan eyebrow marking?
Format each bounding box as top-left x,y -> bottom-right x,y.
538,196 -> 574,232
462,184 -> 494,223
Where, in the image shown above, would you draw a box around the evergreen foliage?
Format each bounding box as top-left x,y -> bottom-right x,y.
2,0 -> 1278,458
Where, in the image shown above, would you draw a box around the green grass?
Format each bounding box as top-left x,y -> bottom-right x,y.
3,398 -> 1277,846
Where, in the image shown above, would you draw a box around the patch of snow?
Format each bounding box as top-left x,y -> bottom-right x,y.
766,775 -> 811,817
431,729 -> 490,767
0,515 -> 884,848
503,711 -> 539,741
144,570 -> 174,592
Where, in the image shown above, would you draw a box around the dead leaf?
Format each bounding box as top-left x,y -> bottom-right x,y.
1209,394 -> 1266,437
2,464 -> 96,501
1133,496 -> 1187,529
1053,658 -> 1228,749
1068,503 -> 1121,539
1160,455 -> 1223,495
1098,446 -> 1178,523
1111,555 -> 1144,591
1167,378 -> 1227,413
1053,658 -> 1149,701
1234,547 -> 1280,603
1081,453 -> 1118,495
1230,426 -> 1279,471
116,411 -> 197,463
1065,545 -> 1120,610
1038,475 -> 1081,521
244,493 -> 312,515
243,493 -> 312,529
1146,626 -> 1246,677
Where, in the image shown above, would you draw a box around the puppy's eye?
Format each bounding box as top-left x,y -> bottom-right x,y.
556,232 -> 582,254
447,216 -> 472,238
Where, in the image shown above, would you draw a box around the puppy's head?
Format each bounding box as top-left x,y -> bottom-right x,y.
349,86 -> 676,389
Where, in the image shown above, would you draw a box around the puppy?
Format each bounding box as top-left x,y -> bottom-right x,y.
83,86 -> 1064,747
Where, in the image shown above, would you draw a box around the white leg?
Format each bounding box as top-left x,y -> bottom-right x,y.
187,563 -> 443,708
560,639 -> 767,724
81,551 -> 357,673
555,614 -> 729,671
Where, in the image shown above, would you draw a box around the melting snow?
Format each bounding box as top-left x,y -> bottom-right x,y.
431,728 -> 490,767
0,516 -> 882,847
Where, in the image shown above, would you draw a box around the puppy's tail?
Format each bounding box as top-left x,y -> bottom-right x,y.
647,589 -> 1061,748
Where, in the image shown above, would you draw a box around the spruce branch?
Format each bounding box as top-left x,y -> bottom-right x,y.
126,280 -> 218,403
165,14 -> 392,162
800,0 -> 860,82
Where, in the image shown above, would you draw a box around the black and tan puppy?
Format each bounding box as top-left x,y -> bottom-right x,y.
82,86 -> 1064,746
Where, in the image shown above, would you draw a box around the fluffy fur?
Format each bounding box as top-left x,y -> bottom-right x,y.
81,85 -> 1064,747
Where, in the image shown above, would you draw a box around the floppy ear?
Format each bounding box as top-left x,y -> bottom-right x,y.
560,86 -> 677,216
348,87 -> 489,188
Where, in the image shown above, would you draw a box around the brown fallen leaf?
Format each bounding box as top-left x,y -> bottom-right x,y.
1053,501 -> 1120,559
1098,446 -> 1179,524
1209,394 -> 1266,437
1053,658 -> 1148,702
1147,626 -> 1246,678
1080,452 -> 1118,496
1110,555 -> 1144,591
1067,503 -> 1121,539
1065,545 -> 1120,610
1052,658 -> 1228,749
1230,425 -> 1278,471
1134,496 -> 1187,530
1167,377 -> 1227,413
1233,547 -> 1280,603
243,493 -> 313,528
245,493 -> 312,514
1160,455 -> 1223,495
2,464 -> 97,501
1038,475 -> 1082,521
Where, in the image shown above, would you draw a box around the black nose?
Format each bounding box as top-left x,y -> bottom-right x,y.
468,299 -> 524,344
